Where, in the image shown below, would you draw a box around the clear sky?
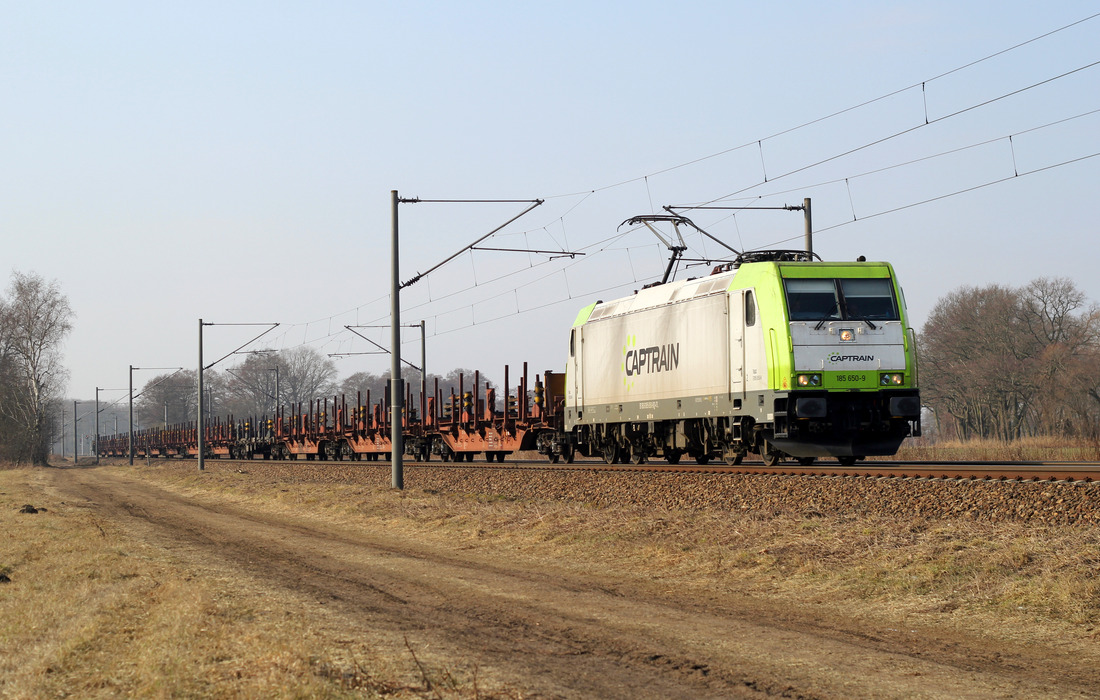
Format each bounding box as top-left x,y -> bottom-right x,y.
3,1 -> 1098,401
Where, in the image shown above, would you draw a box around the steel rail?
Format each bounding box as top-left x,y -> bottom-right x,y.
114,455 -> 1100,483
409,460 -> 1100,482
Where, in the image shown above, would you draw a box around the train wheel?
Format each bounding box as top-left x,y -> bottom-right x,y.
602,443 -> 620,464
695,455 -> 711,465
630,448 -> 646,465
724,451 -> 744,466
665,450 -> 682,465
547,453 -> 560,464
797,457 -> 816,466
837,456 -> 857,466
761,451 -> 781,467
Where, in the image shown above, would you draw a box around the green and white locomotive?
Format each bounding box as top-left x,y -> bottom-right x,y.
563,246 -> 921,466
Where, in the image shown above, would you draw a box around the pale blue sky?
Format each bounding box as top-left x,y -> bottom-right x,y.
2,2 -> 1098,399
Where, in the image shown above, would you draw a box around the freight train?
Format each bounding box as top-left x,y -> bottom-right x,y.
98,245 -> 920,467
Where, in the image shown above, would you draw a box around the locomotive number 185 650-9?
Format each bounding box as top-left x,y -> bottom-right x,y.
836,373 -> 867,383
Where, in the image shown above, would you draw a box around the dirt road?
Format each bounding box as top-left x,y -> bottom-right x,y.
43,465 -> 1095,698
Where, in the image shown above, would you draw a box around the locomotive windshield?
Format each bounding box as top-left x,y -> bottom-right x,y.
785,277 -> 899,322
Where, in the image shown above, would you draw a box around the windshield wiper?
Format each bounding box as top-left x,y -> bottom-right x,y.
847,315 -> 878,330
814,301 -> 839,330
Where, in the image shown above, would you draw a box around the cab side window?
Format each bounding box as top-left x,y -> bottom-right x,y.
745,291 -> 756,327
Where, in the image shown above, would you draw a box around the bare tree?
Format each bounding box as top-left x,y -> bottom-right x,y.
134,370 -> 201,429
921,277 -> 1100,441
1018,278 -> 1100,438
277,346 -> 337,407
223,352 -> 281,419
0,327 -> 19,456
0,272 -> 73,463
1019,277 -> 1093,345
339,370 -> 388,404
921,284 -> 1036,440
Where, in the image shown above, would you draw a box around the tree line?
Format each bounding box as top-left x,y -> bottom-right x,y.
919,277 -> 1100,441
131,346 -> 497,431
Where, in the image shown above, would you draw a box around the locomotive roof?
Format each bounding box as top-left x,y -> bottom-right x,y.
583,268 -> 739,323
578,259 -> 894,325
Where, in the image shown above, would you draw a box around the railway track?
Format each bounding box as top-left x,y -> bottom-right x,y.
418,459 -> 1100,482
130,455 -> 1100,484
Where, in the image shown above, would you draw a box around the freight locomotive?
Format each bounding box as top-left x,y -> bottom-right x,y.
559,249 -> 921,466
98,239 -> 920,467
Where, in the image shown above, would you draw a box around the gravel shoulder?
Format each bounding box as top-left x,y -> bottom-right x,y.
39,462 -> 1100,698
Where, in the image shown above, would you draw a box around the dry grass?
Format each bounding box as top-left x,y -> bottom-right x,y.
150,463 -> 1100,651
895,436 -> 1100,462
0,465 -> 513,699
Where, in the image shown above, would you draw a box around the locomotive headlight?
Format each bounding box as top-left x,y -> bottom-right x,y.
880,373 -> 904,386
839,328 -> 856,342
797,373 -> 822,387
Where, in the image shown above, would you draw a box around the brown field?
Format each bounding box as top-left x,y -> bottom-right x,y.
2,452 -> 1099,698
